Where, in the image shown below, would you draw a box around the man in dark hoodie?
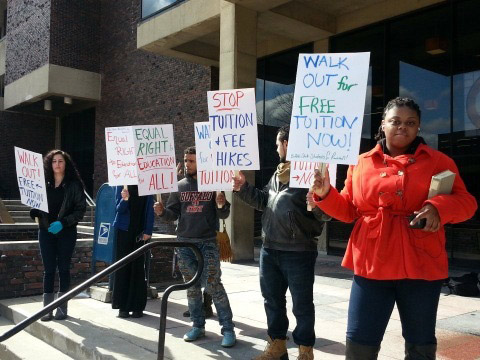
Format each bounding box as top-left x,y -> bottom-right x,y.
233,125 -> 330,360
154,146 -> 236,348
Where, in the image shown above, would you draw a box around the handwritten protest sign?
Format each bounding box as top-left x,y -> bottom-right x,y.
194,121 -> 235,191
105,126 -> 137,186
14,147 -> 48,212
133,124 -> 178,196
287,53 -> 370,165
290,162 -> 337,189
207,88 -> 260,170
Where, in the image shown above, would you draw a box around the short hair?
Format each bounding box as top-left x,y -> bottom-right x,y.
184,146 -> 196,155
375,97 -> 422,141
277,125 -> 289,143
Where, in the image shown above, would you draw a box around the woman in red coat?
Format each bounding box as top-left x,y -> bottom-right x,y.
310,97 -> 477,359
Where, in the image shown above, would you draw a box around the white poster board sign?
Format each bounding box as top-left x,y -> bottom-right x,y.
105,126 -> 138,186
133,124 -> 178,196
287,53 -> 370,165
194,122 -> 235,191
14,147 -> 48,212
207,88 -> 260,170
289,162 -> 337,189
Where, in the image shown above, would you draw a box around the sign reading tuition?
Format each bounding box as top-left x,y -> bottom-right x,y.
287,53 -> 370,165
207,88 -> 260,170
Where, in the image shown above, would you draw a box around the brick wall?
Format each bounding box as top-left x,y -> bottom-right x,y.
0,112 -> 56,199
5,0 -> 51,85
94,0 -> 213,194
50,0 -> 100,72
0,238 -> 176,299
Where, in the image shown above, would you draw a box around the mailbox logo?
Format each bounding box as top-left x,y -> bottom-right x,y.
98,223 -> 110,245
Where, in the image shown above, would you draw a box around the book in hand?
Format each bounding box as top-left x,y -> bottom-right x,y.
428,170 -> 456,199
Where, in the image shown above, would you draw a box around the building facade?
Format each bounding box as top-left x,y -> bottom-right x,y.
1,0 -> 479,263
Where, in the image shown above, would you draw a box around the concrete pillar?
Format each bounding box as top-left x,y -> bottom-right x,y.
219,1 -> 257,261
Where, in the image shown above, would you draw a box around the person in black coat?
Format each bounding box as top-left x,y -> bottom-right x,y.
30,150 -> 86,321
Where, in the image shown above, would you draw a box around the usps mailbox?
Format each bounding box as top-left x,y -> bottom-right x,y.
92,183 -> 117,274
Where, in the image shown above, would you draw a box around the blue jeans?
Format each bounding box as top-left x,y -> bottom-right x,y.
259,247 -> 318,346
347,275 -> 443,346
38,227 -> 77,293
176,238 -> 234,332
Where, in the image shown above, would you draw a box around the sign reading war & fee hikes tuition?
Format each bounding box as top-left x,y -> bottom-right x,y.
132,124 -> 178,196
287,53 -> 370,165
194,121 -> 235,191
105,126 -> 137,186
14,147 -> 48,212
207,88 -> 260,170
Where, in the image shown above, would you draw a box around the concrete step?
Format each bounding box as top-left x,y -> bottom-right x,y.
0,317 -> 73,360
10,217 -> 32,223
0,294 -> 168,360
1,200 -> 23,206
4,206 -> 29,212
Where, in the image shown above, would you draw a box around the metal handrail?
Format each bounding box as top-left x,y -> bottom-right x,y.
84,190 -> 96,206
0,241 -> 203,360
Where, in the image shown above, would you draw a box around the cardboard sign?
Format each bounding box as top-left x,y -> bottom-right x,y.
105,126 -> 137,186
207,88 -> 260,170
133,124 -> 178,196
14,147 -> 48,212
289,162 -> 337,189
194,121 -> 235,191
287,53 -> 370,165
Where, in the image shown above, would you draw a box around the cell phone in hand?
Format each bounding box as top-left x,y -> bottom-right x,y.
408,214 -> 426,229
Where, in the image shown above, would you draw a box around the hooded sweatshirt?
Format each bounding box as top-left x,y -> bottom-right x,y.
160,175 -> 230,239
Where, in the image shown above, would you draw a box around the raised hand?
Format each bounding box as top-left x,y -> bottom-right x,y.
232,171 -> 246,191
153,201 -> 165,216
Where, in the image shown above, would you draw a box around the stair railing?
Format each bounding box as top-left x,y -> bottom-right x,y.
84,190 -> 95,226
0,240 -> 203,360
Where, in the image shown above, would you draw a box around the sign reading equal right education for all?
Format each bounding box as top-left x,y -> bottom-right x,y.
287,53 -> 370,165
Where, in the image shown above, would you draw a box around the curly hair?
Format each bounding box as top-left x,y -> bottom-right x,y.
44,150 -> 84,188
374,97 -> 422,141
277,125 -> 290,143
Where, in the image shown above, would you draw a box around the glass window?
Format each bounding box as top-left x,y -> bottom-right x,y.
142,0 -> 184,19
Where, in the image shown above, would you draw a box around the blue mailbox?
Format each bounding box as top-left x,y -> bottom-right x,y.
92,183 -> 117,275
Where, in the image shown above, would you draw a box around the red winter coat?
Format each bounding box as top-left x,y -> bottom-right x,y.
313,143 -> 477,280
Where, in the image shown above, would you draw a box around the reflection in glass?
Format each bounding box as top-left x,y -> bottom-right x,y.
399,61 -> 450,150
142,0 -> 181,19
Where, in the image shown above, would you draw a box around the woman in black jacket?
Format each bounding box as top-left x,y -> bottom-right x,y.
30,150 -> 86,321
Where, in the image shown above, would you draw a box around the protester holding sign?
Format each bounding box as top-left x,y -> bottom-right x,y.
29,150 -> 86,321
310,98 -> 477,359
232,125 -> 330,360
154,146 -> 236,348
111,185 -> 154,318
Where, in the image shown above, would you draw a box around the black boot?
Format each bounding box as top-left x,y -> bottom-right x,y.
345,339 -> 380,360
203,291 -> 213,318
54,292 -> 68,320
41,293 -> 54,321
405,343 -> 436,360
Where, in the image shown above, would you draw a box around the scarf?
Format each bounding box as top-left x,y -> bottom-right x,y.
276,161 -> 291,184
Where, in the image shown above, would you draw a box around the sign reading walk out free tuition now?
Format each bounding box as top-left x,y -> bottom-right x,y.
207,88 -> 260,170
287,53 -> 370,165
14,147 -> 48,212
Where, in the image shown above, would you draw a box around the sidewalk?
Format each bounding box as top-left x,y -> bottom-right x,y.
0,254 -> 479,359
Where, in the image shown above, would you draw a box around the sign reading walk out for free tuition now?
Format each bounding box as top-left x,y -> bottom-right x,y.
207,88 -> 260,170
287,53 -> 370,165
132,124 -> 178,196
194,121 -> 235,191
14,147 -> 48,212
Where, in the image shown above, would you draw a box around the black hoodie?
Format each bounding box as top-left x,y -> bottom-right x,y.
160,175 -> 230,239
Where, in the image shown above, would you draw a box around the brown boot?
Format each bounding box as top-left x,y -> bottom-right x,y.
252,336 -> 288,360
298,345 -> 313,360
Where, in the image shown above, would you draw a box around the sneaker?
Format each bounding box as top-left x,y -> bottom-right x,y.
131,311 -> 143,318
118,311 -> 130,318
221,330 -> 236,348
183,327 -> 205,342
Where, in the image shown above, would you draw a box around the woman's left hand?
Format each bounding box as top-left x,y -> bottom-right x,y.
142,234 -> 151,241
411,204 -> 441,232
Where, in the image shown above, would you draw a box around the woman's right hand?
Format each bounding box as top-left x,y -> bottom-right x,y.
121,188 -> 129,200
154,202 -> 164,216
311,168 -> 331,199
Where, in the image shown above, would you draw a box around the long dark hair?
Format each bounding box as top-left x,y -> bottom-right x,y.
374,97 -> 422,141
44,149 -> 84,189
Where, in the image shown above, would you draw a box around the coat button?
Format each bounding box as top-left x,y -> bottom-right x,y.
380,172 -> 387,178
397,170 -> 404,176
396,190 -> 403,196
408,158 -> 416,163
